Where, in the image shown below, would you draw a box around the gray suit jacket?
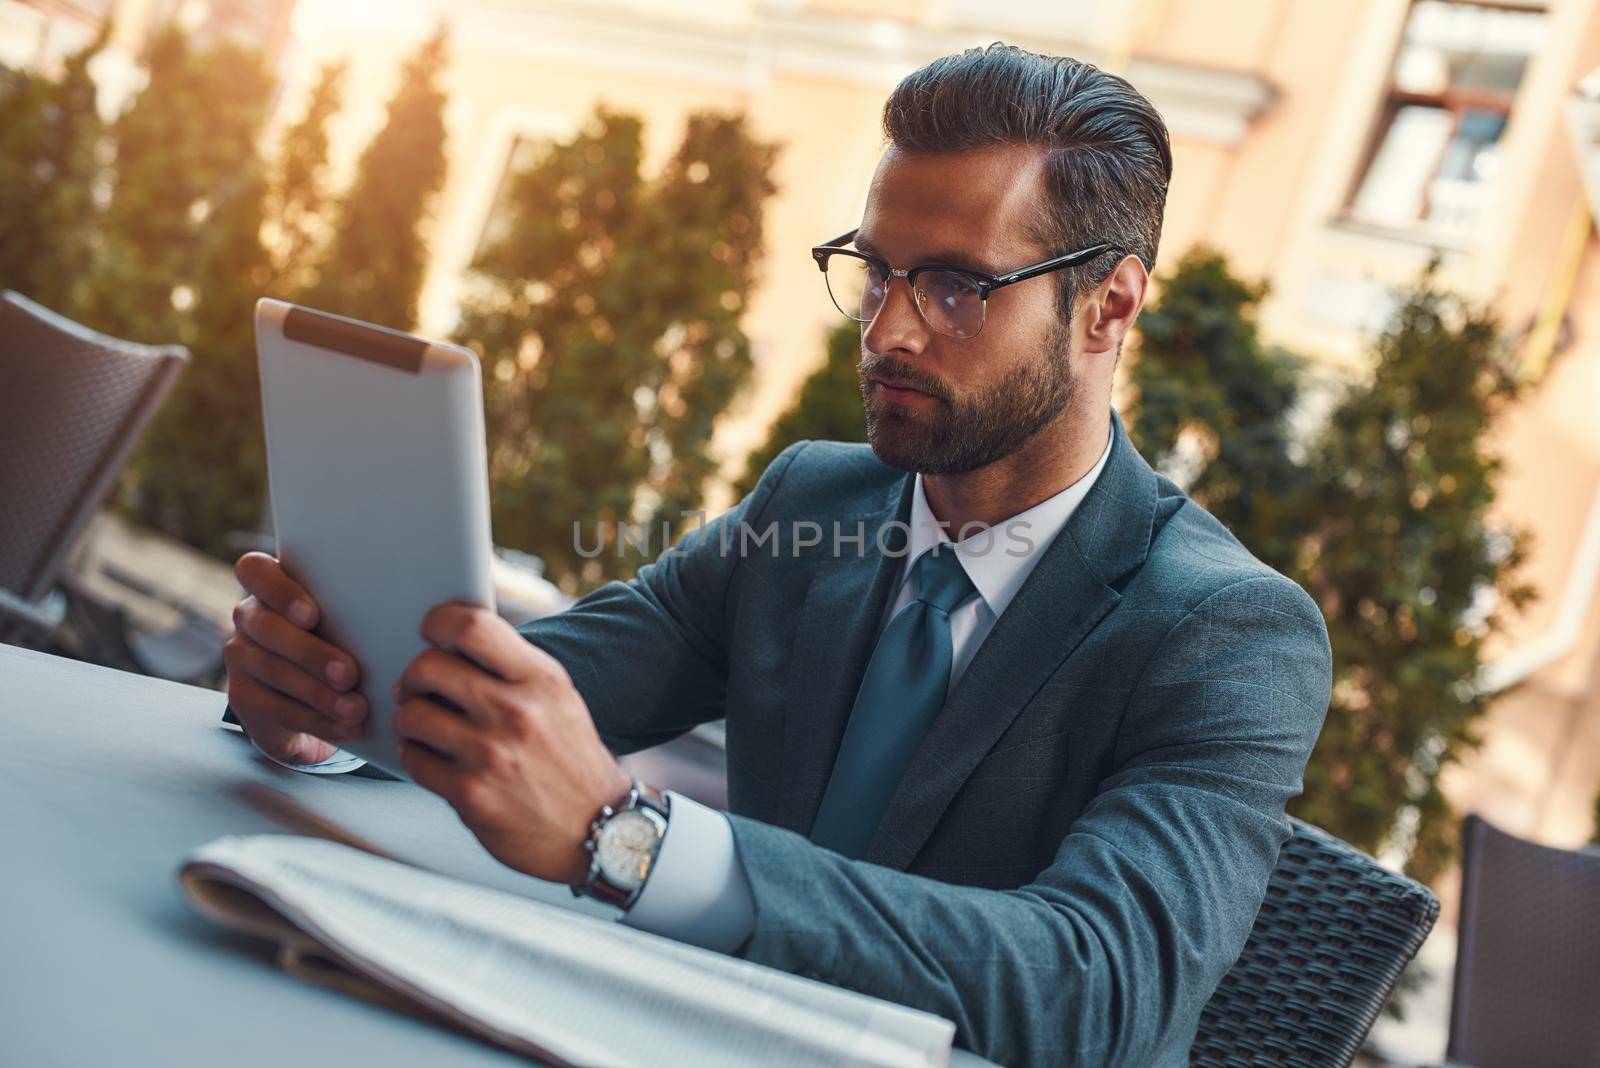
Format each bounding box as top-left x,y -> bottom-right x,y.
520,410 -> 1332,1067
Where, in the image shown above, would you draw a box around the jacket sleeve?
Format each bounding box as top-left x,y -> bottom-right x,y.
517,441 -> 808,756
726,574 -> 1332,1068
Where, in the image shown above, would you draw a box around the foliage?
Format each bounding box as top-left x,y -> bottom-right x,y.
0,24 -> 452,558
734,321 -> 866,498
1300,272 -> 1532,880
301,27 -> 448,330
1127,248 -> 1533,882
77,25 -> 277,556
0,26 -> 107,314
459,107 -> 779,590
267,60 -> 347,297
1125,250 -> 1310,576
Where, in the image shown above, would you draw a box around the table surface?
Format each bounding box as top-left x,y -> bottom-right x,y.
0,643 -> 617,1067
1,644 -> 990,1068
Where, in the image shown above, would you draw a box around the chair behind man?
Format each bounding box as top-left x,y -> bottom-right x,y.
1445,813 -> 1600,1067
1192,817 -> 1439,1067
0,290 -> 188,646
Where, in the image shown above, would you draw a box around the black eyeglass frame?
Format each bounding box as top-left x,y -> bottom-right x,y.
810,227 -> 1124,337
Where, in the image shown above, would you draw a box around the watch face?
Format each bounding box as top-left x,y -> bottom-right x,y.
596,808 -> 663,891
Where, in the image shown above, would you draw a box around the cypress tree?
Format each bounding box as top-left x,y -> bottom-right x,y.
84,24 -> 276,555
1128,252 -> 1532,880
0,25 -> 108,314
460,107 -> 778,590
302,28 -> 448,329
1125,248 -> 1311,576
1296,270 -> 1532,881
267,60 -> 346,298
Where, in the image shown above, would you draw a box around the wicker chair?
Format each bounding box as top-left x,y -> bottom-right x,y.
1192,817 -> 1440,1066
0,290 -> 189,648
1444,813 -> 1600,1067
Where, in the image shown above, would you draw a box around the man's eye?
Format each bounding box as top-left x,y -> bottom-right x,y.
924,272 -> 976,302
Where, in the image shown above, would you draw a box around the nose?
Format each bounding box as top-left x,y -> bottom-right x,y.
862,273 -> 930,358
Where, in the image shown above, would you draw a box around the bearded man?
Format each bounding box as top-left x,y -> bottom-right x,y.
225,44 -> 1332,1067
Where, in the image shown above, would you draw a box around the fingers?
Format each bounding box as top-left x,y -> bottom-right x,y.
395,647 -> 497,721
235,552 -> 319,630
233,596 -> 358,691
419,602 -> 532,682
400,738 -> 461,802
230,672 -> 361,746
224,631 -> 366,729
393,697 -> 487,766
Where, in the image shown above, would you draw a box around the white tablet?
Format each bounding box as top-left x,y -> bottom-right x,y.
255,298 -> 496,777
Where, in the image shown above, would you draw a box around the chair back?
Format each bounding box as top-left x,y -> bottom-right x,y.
0,290 -> 188,605
1192,817 -> 1439,1067
1446,813 -> 1600,1067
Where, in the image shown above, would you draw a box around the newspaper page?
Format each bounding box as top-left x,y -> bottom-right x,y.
181,835 -> 955,1068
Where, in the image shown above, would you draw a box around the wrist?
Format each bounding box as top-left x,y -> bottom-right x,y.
571,779 -> 670,909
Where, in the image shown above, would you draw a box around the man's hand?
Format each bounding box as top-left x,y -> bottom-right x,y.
225,552 -> 367,765
394,603 -> 633,886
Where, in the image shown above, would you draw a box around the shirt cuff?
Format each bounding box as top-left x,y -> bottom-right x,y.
250,736 -> 369,775
619,791 -> 754,954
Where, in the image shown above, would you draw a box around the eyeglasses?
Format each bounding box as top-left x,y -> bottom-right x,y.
811,228 -> 1121,340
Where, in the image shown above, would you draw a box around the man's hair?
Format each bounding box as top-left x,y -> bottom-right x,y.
882,43 -> 1172,317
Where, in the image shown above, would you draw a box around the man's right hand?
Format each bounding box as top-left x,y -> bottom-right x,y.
225,552 -> 367,766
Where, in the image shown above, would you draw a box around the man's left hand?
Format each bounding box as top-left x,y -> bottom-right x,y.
393,603 -> 633,886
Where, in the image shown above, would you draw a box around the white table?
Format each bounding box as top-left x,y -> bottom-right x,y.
0,644 -> 597,1066
0,644 -> 991,1067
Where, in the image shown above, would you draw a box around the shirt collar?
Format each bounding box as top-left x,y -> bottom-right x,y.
902,422 -> 1115,618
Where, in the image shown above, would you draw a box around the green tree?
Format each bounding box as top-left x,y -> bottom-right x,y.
734,321 -> 866,497
1125,249 -> 1311,576
80,26 -> 272,343
1297,271 -> 1532,881
302,28 -> 447,329
460,107 -> 779,590
1128,251 -> 1532,881
0,25 -> 107,314
266,60 -> 346,296
130,163 -> 274,555
643,112 -> 781,527
84,25 -> 277,555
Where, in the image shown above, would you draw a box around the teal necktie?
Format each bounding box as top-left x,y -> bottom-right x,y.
810,548 -> 977,858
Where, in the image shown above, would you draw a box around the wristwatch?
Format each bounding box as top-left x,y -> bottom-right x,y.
572,781 -> 669,910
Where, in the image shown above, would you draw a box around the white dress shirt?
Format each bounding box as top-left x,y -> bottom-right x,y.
262,425 -> 1114,956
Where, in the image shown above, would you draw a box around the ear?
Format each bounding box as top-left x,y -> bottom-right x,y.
1077,254 -> 1149,359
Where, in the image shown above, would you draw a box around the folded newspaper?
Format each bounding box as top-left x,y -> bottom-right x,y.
179,835 -> 956,1067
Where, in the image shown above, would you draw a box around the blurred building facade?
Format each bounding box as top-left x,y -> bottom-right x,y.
4,0 -> 1598,899
0,0 -> 112,71
0,0 -> 294,113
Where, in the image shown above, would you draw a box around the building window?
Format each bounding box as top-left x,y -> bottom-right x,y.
1346,0 -> 1547,244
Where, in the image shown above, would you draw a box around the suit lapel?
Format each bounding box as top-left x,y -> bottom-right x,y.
865,411 -> 1160,869
778,475 -> 914,835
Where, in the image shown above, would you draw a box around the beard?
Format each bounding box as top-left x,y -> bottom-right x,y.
859,321 -> 1077,475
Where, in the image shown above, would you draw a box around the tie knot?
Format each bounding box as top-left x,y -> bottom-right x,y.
912,549 -> 976,614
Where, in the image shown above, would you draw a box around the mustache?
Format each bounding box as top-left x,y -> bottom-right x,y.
859,354 -> 952,404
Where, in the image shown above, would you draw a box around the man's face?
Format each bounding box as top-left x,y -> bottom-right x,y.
854,144 -> 1076,475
